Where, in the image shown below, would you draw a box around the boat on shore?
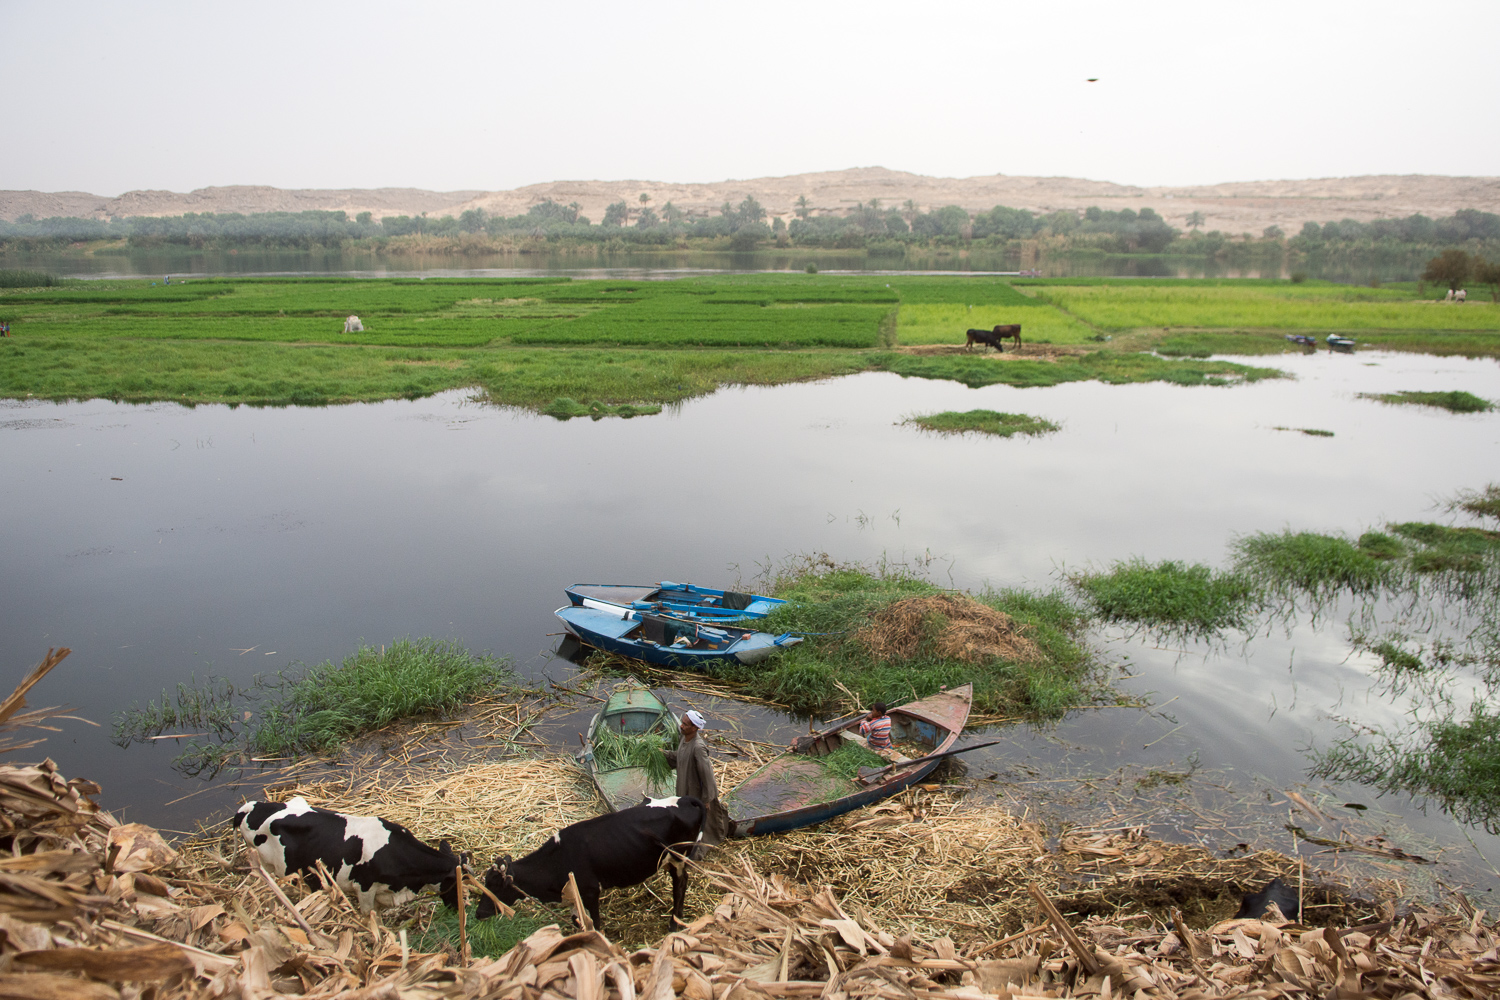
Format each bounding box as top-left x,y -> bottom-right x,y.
723,684 -> 974,837
554,605 -> 802,670
565,582 -> 786,620
1327,334 -> 1356,352
574,679 -> 678,811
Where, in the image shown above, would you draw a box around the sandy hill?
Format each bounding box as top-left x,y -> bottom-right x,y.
4,168 -> 1499,235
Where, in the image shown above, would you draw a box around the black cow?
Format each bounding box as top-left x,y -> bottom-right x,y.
966,324 -> 1022,352
476,795 -> 706,931
1235,877 -> 1301,922
234,797 -> 467,912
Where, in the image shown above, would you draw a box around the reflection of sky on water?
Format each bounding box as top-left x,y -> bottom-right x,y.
2,349 -> 1498,886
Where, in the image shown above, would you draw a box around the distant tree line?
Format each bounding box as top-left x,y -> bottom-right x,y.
1,202 -> 1497,258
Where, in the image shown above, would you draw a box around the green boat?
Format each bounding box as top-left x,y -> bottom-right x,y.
575,679 -> 679,811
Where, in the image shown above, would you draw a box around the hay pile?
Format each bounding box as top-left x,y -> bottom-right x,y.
856,596 -> 1040,664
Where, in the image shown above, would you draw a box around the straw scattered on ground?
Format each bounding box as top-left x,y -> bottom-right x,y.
856,595 -> 1042,665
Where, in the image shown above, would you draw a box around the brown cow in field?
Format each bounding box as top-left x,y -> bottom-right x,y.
965,324 -> 1022,352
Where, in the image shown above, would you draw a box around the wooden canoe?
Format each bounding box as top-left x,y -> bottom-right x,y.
574,678 -> 677,812
723,684 -> 973,837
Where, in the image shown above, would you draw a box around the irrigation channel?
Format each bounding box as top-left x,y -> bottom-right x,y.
3,347 -> 1498,901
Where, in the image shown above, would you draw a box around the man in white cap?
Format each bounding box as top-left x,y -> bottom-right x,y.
663,709 -> 718,805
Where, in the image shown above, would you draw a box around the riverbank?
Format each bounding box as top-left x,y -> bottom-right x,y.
6,273 -> 1497,413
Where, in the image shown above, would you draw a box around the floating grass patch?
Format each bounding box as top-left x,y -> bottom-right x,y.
1272,426 -> 1335,437
1389,521 -> 1500,574
873,350 -> 1285,390
905,410 -> 1059,438
1232,530 -> 1391,599
1358,390 -> 1494,413
249,638 -> 514,756
1446,483 -> 1500,525
540,397 -> 662,420
1313,704 -> 1500,833
706,563 -> 1100,720
591,727 -> 676,786
1070,559 -> 1258,637
1357,531 -> 1406,560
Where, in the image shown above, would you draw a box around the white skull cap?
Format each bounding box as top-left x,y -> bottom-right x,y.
684,709 -> 711,729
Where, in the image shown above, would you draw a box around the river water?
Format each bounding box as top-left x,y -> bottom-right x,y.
3,348 -> 1498,893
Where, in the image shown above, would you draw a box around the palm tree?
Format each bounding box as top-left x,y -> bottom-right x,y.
1186,211 -> 1206,230
794,195 -> 810,220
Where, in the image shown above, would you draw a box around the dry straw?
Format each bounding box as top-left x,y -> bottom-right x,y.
856,595 -> 1041,664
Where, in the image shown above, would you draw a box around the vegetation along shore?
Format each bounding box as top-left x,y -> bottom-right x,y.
3,272 -> 1498,412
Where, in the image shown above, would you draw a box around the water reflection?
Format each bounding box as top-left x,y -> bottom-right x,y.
2,350 -> 1498,888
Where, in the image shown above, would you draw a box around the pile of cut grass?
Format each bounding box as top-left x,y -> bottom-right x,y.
816,739 -> 888,780
1358,390 -> 1493,413
591,727 -> 676,786
904,409 -> 1059,438
709,564 -> 1100,720
1070,559 -> 1258,637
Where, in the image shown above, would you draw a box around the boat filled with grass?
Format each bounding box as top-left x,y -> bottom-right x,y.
574,679 -> 679,811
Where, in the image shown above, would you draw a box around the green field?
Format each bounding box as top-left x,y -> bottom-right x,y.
2,274 -> 1496,412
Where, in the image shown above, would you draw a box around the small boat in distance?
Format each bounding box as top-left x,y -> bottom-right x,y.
555,604 -> 802,670
565,582 -> 786,620
575,678 -> 677,811
1326,334 -> 1356,352
1285,334 -> 1317,347
723,684 -> 973,837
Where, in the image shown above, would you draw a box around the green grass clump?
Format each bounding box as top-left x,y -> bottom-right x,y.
1447,484 -> 1500,525
114,675 -> 241,745
540,397 -> 662,420
592,727 -> 676,786
905,410 -> 1059,438
873,350 -> 1284,390
1358,390 -> 1494,413
1232,530 -> 1391,598
1071,559 -> 1258,637
1367,640 -> 1426,673
1313,704 -> 1500,833
1357,531 -> 1406,560
0,269 -> 59,288
711,565 -> 1098,719
249,638 -> 513,756
409,905 -> 547,960
1389,522 -> 1500,573
1273,426 -> 1335,437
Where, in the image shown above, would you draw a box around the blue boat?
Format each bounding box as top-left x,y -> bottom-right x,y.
554,604 -> 802,670
565,582 -> 786,620
1327,334 -> 1356,351
1285,334 -> 1317,347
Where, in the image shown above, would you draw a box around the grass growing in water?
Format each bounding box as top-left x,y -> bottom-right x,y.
707,563 -> 1100,719
1358,390 -> 1493,413
1272,426 -> 1335,437
905,410 -> 1059,438
1232,530 -> 1392,600
1389,522 -> 1500,573
114,675 -> 241,745
874,350 -> 1285,390
0,269 -> 60,288
591,727 -> 676,786
1313,704 -> 1500,833
250,638 -> 513,756
1446,483 -> 1500,525
1070,559 -> 1258,637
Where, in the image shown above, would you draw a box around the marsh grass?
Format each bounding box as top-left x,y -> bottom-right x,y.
1446,483 -> 1500,525
873,351 -> 1285,390
113,675 -> 241,745
905,410 -> 1059,438
1313,704 -> 1500,833
1273,426 -> 1335,437
709,564 -> 1100,720
249,638 -> 514,756
1070,560 -> 1258,638
1232,530 -> 1392,600
1358,390 -> 1494,413
0,269 -> 59,288
1389,522 -> 1500,574
540,397 -> 662,420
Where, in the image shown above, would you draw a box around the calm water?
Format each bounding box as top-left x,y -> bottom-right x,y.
10,249 -> 1424,283
3,350 -> 1498,890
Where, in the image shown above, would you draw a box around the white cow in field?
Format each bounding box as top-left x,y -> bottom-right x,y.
344,315 -> 364,333
1456,289 -> 1467,303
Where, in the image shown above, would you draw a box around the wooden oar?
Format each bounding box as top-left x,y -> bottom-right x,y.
856,739 -> 1004,783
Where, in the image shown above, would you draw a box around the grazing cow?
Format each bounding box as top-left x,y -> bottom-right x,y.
343,315 -> 364,333
234,797 -> 467,912
477,796 -> 706,931
965,324 -> 1022,352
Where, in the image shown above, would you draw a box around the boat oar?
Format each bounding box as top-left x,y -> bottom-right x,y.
855,740 -> 1004,783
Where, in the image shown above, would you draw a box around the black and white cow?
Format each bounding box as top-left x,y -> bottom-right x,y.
234,797 -> 467,912
476,795 -> 706,931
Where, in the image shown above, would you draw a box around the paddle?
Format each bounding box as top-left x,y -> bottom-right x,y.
855,739 -> 1004,783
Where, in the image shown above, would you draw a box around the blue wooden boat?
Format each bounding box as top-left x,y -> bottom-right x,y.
723,684 -> 973,837
565,582 -> 786,620
554,605 -> 801,670
1285,334 -> 1317,347
1326,334 -> 1356,351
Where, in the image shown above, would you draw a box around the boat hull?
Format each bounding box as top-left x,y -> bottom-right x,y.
725,684 -> 973,837
566,582 -> 786,620
555,605 -> 801,672
576,679 -> 676,812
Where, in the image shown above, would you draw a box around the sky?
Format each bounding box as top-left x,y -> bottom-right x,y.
2,0 -> 1497,196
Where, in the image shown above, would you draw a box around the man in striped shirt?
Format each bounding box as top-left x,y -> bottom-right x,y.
858,703 -> 892,751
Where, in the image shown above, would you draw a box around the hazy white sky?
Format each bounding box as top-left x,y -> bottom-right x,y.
3,0 -> 1496,195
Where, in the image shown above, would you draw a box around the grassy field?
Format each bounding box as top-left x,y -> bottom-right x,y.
3,274 -> 1497,411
